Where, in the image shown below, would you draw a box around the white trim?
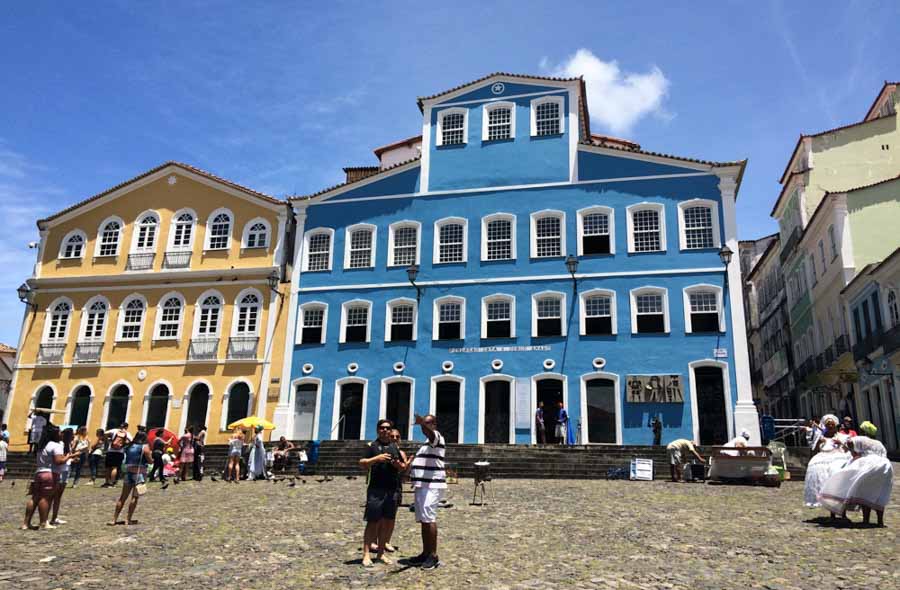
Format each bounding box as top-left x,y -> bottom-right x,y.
677,198 -> 721,250
530,210 -> 566,259
178,379 -> 213,435
32,266 -> 277,289
93,215 -> 124,258
481,101 -> 516,141
435,107 -> 468,147
568,87 -> 578,183
16,359 -> 266,370
220,378 -> 254,431
481,293 -> 516,339
682,284 -> 725,333
289,377 -> 322,440
41,296 -> 74,344
129,209 -> 161,254
101,380 -> 133,430
58,229 -> 87,260
576,206 -> 615,256
478,374 -> 516,444
78,295 -> 111,342
687,360 -> 734,444
379,376 -> 416,441
429,86 -> 571,110
387,220 -> 421,267
141,379 -> 173,430
481,212 -> 517,262
385,297 -> 418,342
332,376 -> 368,441
192,289 -> 225,338
530,372 -> 569,444
531,290 -> 567,337
298,267 -> 726,292
340,299 -> 373,343
630,286 -> 670,334
530,95 -> 565,136
578,143 -> 721,173
297,300 -> 328,345
153,291 -> 186,341
166,207 -> 197,252
203,207 -> 234,251
429,374 -> 466,444
231,287 -> 264,337
579,288 -> 617,336
65,382 -> 95,428
343,223 -> 377,269
302,227 -> 334,272
579,372 -> 622,444
433,295 -> 466,341
433,217 -> 468,265
626,202 -> 667,253
114,292 -> 148,342
240,217 -> 272,250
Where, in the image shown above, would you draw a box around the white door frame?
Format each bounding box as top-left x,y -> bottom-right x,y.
332,377 -> 368,441
579,372 -> 622,444
478,374 -> 515,444
530,372 -> 569,444
379,376 -> 416,440
290,377 -> 322,441
429,374 -> 465,444
687,360 -> 734,444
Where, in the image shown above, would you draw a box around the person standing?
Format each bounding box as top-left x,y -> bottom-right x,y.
193,425 -> 206,481
178,426 -> 194,482
22,425 -> 75,530
27,409 -> 48,454
535,402 -> 546,444
50,428 -> 74,525
70,426 -> 90,488
0,434 -> 7,483
104,423 -> 131,487
148,428 -> 170,484
839,416 -> 858,438
248,425 -> 267,480
109,431 -> 152,526
649,415 -> 663,446
408,414 -> 446,570
359,419 -> 403,567
666,438 -> 705,482
555,402 -> 569,445
1,423 -> 10,443
374,427 -> 409,555
89,429 -> 106,486
226,428 -> 244,482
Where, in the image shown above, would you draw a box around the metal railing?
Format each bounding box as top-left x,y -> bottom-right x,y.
37,343 -> 65,365
767,418 -> 808,447
852,333 -> 882,361
73,342 -> 102,363
883,324 -> 900,356
331,414 -> 347,440
188,337 -> 219,361
227,336 -> 259,360
163,250 -> 192,269
126,252 -> 155,271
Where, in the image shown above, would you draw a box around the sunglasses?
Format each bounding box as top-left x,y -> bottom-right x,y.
378,425 -> 391,430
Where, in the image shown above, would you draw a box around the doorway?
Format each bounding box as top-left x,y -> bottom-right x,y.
337,382 -> 364,440
483,380 -> 511,443
106,385 -> 130,429
146,384 -> 169,430
435,380 -> 461,444
385,381 -> 412,439
69,386 -> 91,428
536,378 -> 564,444
585,378 -> 616,443
695,366 -> 728,445
293,383 -> 318,440
185,383 -> 209,432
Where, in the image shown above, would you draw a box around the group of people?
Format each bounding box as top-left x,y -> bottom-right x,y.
534,401 -> 574,444
360,414 -> 446,570
802,415 -> 894,526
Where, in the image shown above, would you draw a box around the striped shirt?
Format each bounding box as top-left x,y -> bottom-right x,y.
411,431 -> 446,489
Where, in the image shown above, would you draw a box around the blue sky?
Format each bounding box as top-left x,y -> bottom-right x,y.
0,1 -> 897,345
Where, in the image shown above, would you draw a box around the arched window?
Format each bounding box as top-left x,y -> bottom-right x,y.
145,383 -> 169,429
482,213 -> 515,261
117,296 -> 145,341
242,218 -> 270,249
44,300 -> 72,342
434,218 -> 467,264
132,213 -> 159,252
169,210 -> 195,251
304,229 -> 333,271
205,210 -> 232,250
234,292 -> 261,335
530,211 -> 565,258
60,231 -> 86,259
96,219 -> 122,257
34,386 -> 54,410
105,384 -> 130,429
345,224 -> 375,269
196,294 -> 223,337
678,200 -> 720,250
627,204 -> 665,253
155,295 -> 183,340
81,298 -> 108,341
69,385 -> 92,428
225,382 -> 251,427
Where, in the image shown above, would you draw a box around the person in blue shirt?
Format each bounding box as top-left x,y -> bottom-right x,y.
556,402 -> 568,445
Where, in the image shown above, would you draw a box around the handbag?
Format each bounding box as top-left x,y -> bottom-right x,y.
135,483 -> 148,496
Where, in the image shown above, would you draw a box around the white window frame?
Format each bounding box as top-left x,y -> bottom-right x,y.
676,199 -> 720,250
436,107 -> 468,147
531,290 -> 567,337
629,286 -> 670,334
682,284 -> 725,333
130,210 -> 160,254
79,295 -> 110,342
530,210 -> 566,259
94,216 -> 124,257
828,224 -> 838,260
231,288 -> 263,337
530,95 -> 565,136
192,289 -> 224,338
42,296 -> 74,343
59,230 -> 87,260
481,101 -> 516,141
481,294 -> 516,339
576,206 -> 615,256
388,221 -> 421,267
343,223 -> 377,270
302,227 -> 334,272
481,212 -> 517,261
204,208 -> 233,251
385,297 -> 418,342
433,217 -> 468,265
153,291 -> 185,341
579,289 -> 617,336
339,299 -> 373,344
296,301 -> 328,345
167,208 -> 197,252
115,293 -> 148,342
626,203 -> 667,253
241,217 -> 271,250
433,295 -> 466,341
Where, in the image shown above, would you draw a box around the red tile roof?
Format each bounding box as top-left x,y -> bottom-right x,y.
0,343 -> 16,354
863,81 -> 898,121
578,140 -> 744,168
373,135 -> 422,158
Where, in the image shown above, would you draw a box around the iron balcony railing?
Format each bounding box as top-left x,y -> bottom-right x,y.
37,343 -> 66,365
126,252 -> 155,271
852,333 -> 882,362
188,337 -> 219,361
73,342 -> 102,363
779,227 -> 802,264
163,250 -> 192,269
882,324 -> 900,356
834,334 -> 849,356
824,345 -> 834,366
227,336 -> 259,360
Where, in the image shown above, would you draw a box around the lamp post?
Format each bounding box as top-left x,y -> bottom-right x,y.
407,264 -> 422,304
565,255 -> 579,293
266,271 -> 282,296
17,282 -> 36,310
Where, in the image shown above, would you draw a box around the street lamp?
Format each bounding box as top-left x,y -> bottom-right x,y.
17,282 -> 36,310
407,264 -> 422,304
565,255 -> 579,292
266,271 -> 282,296
718,245 -> 733,267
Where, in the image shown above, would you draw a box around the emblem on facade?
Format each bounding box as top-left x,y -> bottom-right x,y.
491,82 -> 505,95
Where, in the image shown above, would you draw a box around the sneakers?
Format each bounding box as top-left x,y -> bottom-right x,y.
407,553 -> 428,565
420,555 -> 442,570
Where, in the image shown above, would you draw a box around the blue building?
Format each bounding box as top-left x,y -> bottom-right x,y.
273,73 -> 760,446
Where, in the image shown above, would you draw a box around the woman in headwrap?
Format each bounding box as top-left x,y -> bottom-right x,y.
818,421 -> 894,526
803,414 -> 851,508
247,425 -> 267,480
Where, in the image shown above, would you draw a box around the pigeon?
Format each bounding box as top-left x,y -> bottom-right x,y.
300,479 -> 306,485
316,477 -> 326,483
173,478 -> 179,485
10,481 -> 14,487
210,475 -> 218,482
288,480 -> 296,488
161,483 -> 169,490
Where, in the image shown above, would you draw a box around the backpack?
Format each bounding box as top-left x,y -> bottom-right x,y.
110,431 -> 125,450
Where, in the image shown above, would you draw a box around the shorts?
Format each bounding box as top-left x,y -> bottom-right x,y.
555,424 -> 566,438
124,472 -> 145,487
229,450 -> 241,458
31,471 -> 58,499
364,488 -> 399,522
0,461 -> 6,474
414,487 -> 444,524
105,451 -> 124,469
667,447 -> 683,465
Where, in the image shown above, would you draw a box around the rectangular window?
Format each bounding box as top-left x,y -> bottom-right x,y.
99,227 -> 119,257
828,225 -> 838,259
48,313 -> 68,341
120,308 -> 143,340
536,297 -> 562,337
136,225 -> 156,251
158,306 -> 181,339
348,229 -> 372,269
84,309 -> 106,340
871,293 -> 883,333
636,294 -> 665,333
301,308 -> 324,344
818,240 -> 826,272
535,216 -> 562,258
683,206 -> 714,249
535,101 -> 561,136
390,304 -> 414,341
345,306 -> 368,343
582,213 -> 610,255
486,219 -> 512,260
307,233 -> 331,271
487,107 -> 511,140
689,292 -> 720,332
808,255 -> 817,285
438,223 -> 464,263
584,295 -> 612,335
438,302 -> 462,340
198,307 -> 220,336
172,217 -> 193,250
486,300 -> 511,338
633,209 -> 661,252
441,113 -> 465,145
392,226 -> 417,266
208,217 -> 230,250
237,305 -> 258,335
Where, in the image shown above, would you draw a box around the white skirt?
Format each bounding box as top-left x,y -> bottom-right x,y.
804,450 -> 851,508
818,454 -> 894,513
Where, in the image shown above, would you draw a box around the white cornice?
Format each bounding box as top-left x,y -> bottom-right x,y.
30,265 -> 278,290
579,144 -> 717,173
421,75 -> 578,111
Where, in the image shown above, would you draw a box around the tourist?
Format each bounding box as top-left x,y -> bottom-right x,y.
819,421 -> 893,526
227,428 -> 244,482
1,422 -> 10,442
556,402 -> 569,445
666,438 -> 705,482
27,409 -> 48,454
104,422 -> 131,487
193,424 -> 207,481
70,426 -> 90,487
649,415 -> 663,446
109,430 -> 152,526
50,428 -> 74,525
839,416 -> 858,438
535,402 -> 546,444
89,428 -> 105,485
248,425 -> 267,480
372,427 -> 409,555
803,416 -> 823,449
22,424 -> 75,530
148,428 -> 172,483
408,414 -> 446,570
359,419 -> 403,567
273,436 -> 295,471
803,415 -> 851,509
0,433 -> 7,483
179,426 -> 194,481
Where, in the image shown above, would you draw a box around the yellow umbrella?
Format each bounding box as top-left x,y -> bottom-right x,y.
228,416 -> 276,430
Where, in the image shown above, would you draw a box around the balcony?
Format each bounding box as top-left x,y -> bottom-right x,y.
188,337 -> 219,362
779,226 -> 802,264
852,332 -> 882,362
73,342 -> 102,363
163,251 -> 192,269
883,324 -> 900,356
834,334 -> 849,357
227,336 -> 260,360
824,345 -> 834,366
126,252 -> 155,271
37,343 -> 65,365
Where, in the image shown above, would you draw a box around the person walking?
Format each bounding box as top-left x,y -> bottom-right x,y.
49,428 -> 74,525
226,428 -> 244,482
148,428 -> 171,484
649,415 -> 663,446
70,426 -> 90,487
408,414 -> 446,570
89,429 -> 105,486
248,425 -> 267,480
109,431 -> 152,526
22,424 -> 76,530
104,422 -> 131,487
193,424 -> 206,481
178,426 -> 194,482
359,419 -> 403,567
535,402 -> 546,444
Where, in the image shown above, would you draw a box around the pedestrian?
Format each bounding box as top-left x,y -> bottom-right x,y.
535,402 -> 546,444
162,447 -> 178,479
359,419 -> 403,567
649,415 -> 663,446
104,422 -> 131,487
1,422 -> 10,443
0,433 -> 7,483
408,414 -> 446,570
803,416 -> 823,449
22,424 -> 76,530
247,425 -> 267,480
373,427 -> 409,555
226,428 -> 244,482
839,416 -> 858,438
108,430 -> 151,526
178,426 -> 194,481
556,401 -> 569,445
70,426 -> 90,487
666,438 -> 705,482
89,428 -> 105,485
148,428 -> 171,483
803,415 -> 851,510
50,428 -> 74,525
27,409 -> 48,454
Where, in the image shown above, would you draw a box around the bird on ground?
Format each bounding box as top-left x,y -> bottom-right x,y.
161,483 -> 169,490
210,475 -> 218,482
288,480 -> 296,488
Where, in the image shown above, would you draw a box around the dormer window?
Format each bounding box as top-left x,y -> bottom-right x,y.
482,102 -> 515,141
437,108 -> 467,146
530,96 -> 564,137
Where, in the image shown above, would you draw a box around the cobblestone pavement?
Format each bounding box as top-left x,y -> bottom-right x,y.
1,475 -> 898,590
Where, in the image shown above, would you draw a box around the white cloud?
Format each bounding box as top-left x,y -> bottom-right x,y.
546,49 -> 671,135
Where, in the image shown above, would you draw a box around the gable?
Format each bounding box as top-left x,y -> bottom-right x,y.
436,81 -> 569,106
318,165 -> 421,202
578,150 -> 709,180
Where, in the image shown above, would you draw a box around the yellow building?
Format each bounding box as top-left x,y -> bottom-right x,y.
5,162 -> 291,446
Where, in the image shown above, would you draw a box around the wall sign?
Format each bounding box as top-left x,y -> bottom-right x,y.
450,345 -> 551,354
713,348 -> 728,358
514,377 -> 531,429
626,375 -> 684,403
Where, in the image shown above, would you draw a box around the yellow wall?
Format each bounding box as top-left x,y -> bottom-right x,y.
847,181 -> 900,269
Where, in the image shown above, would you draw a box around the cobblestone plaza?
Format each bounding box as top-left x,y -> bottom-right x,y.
2,477 -> 898,589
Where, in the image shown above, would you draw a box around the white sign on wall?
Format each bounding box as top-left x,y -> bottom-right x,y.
713,348 -> 728,358
514,377 -> 532,429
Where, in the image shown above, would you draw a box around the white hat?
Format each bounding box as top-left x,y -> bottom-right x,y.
740,429 -> 751,440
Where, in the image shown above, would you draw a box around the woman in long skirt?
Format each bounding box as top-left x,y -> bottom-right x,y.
818,421 -> 894,526
803,415 -> 851,508
247,425 -> 267,480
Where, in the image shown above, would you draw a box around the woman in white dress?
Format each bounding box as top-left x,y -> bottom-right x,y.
247,425 -> 267,481
803,415 -> 851,509
818,421 -> 894,526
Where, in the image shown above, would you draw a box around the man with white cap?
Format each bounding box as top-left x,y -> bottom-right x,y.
722,429 -> 752,456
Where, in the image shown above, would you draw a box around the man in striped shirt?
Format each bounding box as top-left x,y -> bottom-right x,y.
408,414 -> 445,570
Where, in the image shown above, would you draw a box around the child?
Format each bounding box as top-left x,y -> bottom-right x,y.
0,435 -> 8,482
